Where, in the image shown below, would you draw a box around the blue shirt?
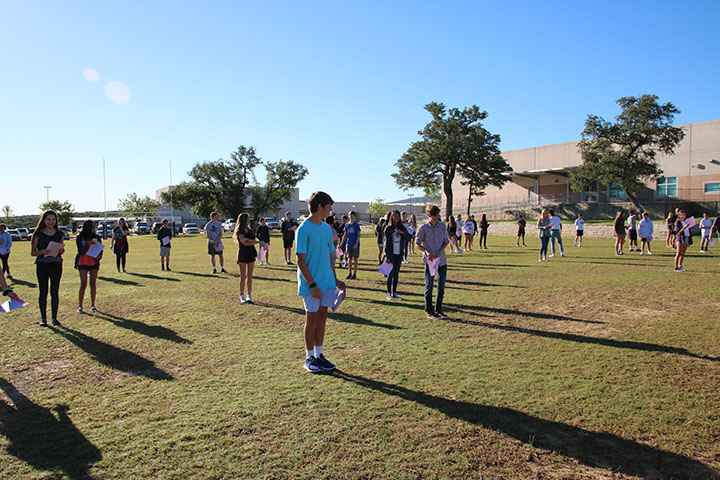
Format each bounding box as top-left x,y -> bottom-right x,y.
345,221 -> 360,248
205,221 -> 222,241
0,231 -> 11,255
296,220 -> 335,296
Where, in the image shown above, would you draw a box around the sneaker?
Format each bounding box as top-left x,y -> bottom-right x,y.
117,269 -> 121,273
166,267 -> 171,271
674,267 -> 685,272
287,261 -> 294,266
122,269 -> 128,273
316,354 -> 336,371
91,305 -> 97,313
639,252 -> 644,255
345,273 -> 352,279
303,356 -> 322,373
77,307 -> 84,314
220,268 -> 228,273
212,268 -> 217,274
538,258 -> 543,262
246,295 -> 253,304
240,296 -> 247,304
351,273 -> 357,280
6,274 -> 12,279
386,293 -> 393,300
426,312 -> 440,319
39,320 -> 48,327
573,243 -> 577,247
522,244 -> 527,247
435,311 -> 448,319
402,259 -> 409,264
647,251 -> 652,255
560,253 -> 565,257
52,319 -> 61,326
549,254 -> 555,258
392,293 -> 402,300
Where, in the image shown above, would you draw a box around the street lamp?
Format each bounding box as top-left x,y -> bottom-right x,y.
43,186 -> 52,203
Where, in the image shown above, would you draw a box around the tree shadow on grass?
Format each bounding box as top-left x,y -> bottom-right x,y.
448,304 -> 603,324
329,371 -> 720,480
256,302 -> 403,330
50,326 -> 174,380
98,276 -> 141,287
8,278 -> 36,288
0,378 -> 102,479
126,272 -> 180,282
442,316 -> 718,361
95,312 -> 192,344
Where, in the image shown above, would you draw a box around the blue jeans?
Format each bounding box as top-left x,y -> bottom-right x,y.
539,236 -> 550,256
550,230 -> 563,254
424,264 -> 447,314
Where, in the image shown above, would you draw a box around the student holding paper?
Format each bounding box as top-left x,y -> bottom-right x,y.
383,210 -> 412,300
0,223 -> 12,279
416,205 -> 450,319
157,219 -> 172,271
256,217 -> 271,265
75,220 -> 103,313
30,210 -> 65,326
699,212 -> 712,253
296,191 -> 344,373
234,213 -> 258,304
674,209 -> 691,272
111,218 -> 130,273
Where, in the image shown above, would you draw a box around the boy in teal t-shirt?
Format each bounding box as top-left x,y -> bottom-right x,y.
296,191 -> 344,373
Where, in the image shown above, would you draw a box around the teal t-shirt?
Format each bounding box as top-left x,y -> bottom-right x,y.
296,220 -> 335,296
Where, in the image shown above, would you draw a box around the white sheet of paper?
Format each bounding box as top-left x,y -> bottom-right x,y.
258,245 -> 267,262
85,242 -> 104,258
45,241 -> 64,257
1,297 -> 29,313
215,240 -> 224,252
162,236 -> 171,245
685,216 -> 697,228
378,261 -> 393,276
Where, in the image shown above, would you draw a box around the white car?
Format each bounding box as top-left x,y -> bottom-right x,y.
223,219 -> 236,232
184,223 -> 200,234
135,221 -> 150,235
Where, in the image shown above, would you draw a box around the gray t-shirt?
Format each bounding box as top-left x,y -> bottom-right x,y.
205,221 -> 223,242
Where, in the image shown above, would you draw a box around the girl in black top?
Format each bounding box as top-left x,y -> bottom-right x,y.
479,214 -> 490,249
255,218 -> 271,265
30,210 -> 65,326
447,215 -> 458,253
111,218 -> 130,273
234,213 -> 258,304
613,210 -> 626,256
383,210 -> 412,300
375,212 -> 390,265
75,220 -> 102,313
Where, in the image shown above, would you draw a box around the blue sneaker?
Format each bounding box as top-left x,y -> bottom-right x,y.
303,356 -> 321,373
316,354 -> 336,371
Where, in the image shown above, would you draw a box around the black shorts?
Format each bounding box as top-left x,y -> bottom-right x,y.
629,230 -> 637,241
676,234 -> 690,245
576,230 -> 583,237
208,242 -> 222,255
283,238 -> 294,249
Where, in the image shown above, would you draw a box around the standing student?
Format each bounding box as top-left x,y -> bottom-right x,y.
0,223 -> 12,279
638,212 -> 654,255
478,214 -> 489,249
674,209 -> 691,271
537,209 -> 552,262
416,205 -> 450,319
157,219 -> 172,271
30,210 -> 65,326
447,215 -> 459,253
574,214 -> 585,247
111,218 -> 130,273
342,211 -> 361,279
326,215 -> 339,268
280,212 -> 298,265
400,212 -> 412,263
613,210 -> 626,256
666,211 -> 677,248
383,210 -> 413,300
256,217 -> 271,265
699,212 -> 712,253
296,191 -> 343,373
234,213 -> 258,304
462,215 -> 475,251
516,216 -> 526,247
455,214 -> 464,252
375,214 -> 388,265
75,220 -> 102,313
408,214 -> 418,255
627,210 -> 639,251
335,215 -> 348,268
206,212 -> 227,273
548,209 -> 564,257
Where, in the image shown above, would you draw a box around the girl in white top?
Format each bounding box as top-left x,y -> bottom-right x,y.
574,214 -> 585,247
699,212 -> 713,253
462,216 -> 475,251
407,214 -> 417,255
638,212 -> 654,255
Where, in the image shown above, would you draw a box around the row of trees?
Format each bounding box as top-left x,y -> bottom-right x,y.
394,95 -> 685,215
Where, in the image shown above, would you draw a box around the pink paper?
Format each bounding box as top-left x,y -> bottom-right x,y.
1,296 -> 29,313
425,256 -> 440,276
378,261 -> 393,276
335,248 -> 343,256
258,245 -> 267,262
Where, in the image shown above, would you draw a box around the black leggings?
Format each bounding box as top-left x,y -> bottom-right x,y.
0,253 -> 9,275
115,252 -> 127,270
386,254 -> 403,295
36,262 -> 62,321
479,230 -> 488,248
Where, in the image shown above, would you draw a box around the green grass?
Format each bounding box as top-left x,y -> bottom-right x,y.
1,232 -> 719,479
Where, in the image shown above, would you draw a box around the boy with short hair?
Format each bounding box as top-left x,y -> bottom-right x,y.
627,210 -> 638,251
0,223 -> 12,279
548,209 -> 564,257
342,211 -> 361,279
256,217 -> 271,265
205,212 -> 227,274
157,219 -> 172,271
699,212 -> 713,253
574,213 -> 584,247
516,216 -> 526,247
296,191 -> 344,373
415,205 -> 450,319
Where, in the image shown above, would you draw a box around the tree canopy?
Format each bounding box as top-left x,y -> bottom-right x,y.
393,102 -> 512,217
118,193 -> 161,215
570,94 -> 685,211
367,198 -> 388,218
248,160 -> 308,222
39,200 -> 75,226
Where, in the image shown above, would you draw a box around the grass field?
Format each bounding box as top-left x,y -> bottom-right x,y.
1,231 -> 719,479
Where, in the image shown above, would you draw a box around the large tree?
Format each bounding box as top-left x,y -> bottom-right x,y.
248,160 -> 308,222
39,200 -> 75,226
366,198 -> 388,218
393,102 -> 512,217
118,193 -> 161,215
570,94 -> 685,211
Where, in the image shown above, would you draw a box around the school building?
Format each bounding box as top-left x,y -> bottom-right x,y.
449,119 -> 720,217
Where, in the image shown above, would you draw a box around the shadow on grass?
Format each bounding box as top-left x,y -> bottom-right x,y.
98,276 -> 141,287
442,316 -> 718,361
256,302 -> 403,330
448,304 -> 603,324
330,371 -> 719,480
126,272 -> 180,282
0,378 -> 102,479
447,280 -> 525,289
8,277 -> 36,288
96,312 -> 192,344
173,270 -> 217,279
50,326 -> 174,380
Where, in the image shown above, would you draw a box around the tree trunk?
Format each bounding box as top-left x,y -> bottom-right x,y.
443,165 -> 456,219
466,185 -> 473,216
625,191 -> 643,212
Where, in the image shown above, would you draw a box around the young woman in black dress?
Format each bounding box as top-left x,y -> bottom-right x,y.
234,213 -> 258,304
30,210 -> 65,326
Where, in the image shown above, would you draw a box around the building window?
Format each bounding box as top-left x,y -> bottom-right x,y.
609,183 -> 627,199
704,182 -> 720,193
656,177 -> 677,197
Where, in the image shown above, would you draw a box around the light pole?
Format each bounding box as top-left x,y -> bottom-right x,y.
43,186 -> 51,203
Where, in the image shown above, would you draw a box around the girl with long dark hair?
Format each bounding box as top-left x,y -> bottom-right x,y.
375,212 -> 390,265
234,213 -> 258,304
674,209 -> 691,272
478,213 -> 489,249
614,210 -> 626,256
111,218 -> 130,273
30,210 -> 65,326
383,210 -> 412,300
447,215 -> 458,253
537,209 -> 552,262
75,220 -> 102,313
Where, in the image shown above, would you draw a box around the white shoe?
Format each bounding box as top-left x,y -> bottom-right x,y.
560,253 -> 564,257
77,307 -> 84,314
647,251 -> 652,255
639,252 -> 644,255
240,295 -> 247,304
549,254 -> 555,258
386,293 -> 394,300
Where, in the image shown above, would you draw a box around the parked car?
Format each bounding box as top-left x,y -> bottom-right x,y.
135,221 -> 150,235
297,215 -> 308,224
264,217 -> 280,230
152,222 -> 163,234
96,222 -> 113,238
58,226 -> 70,240
7,229 -> 21,241
183,223 -> 200,234
17,228 -> 29,240
223,219 -> 236,232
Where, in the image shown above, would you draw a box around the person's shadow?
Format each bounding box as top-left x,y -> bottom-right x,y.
330,371 -> 720,479
0,378 -> 102,479
95,312 -> 192,344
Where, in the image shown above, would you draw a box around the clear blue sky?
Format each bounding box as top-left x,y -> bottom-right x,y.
2,0 -> 719,215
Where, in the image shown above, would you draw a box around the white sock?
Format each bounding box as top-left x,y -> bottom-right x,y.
315,345 -> 323,357
306,350 -> 314,359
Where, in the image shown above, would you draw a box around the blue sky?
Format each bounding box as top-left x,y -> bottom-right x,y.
2,0 -> 719,215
